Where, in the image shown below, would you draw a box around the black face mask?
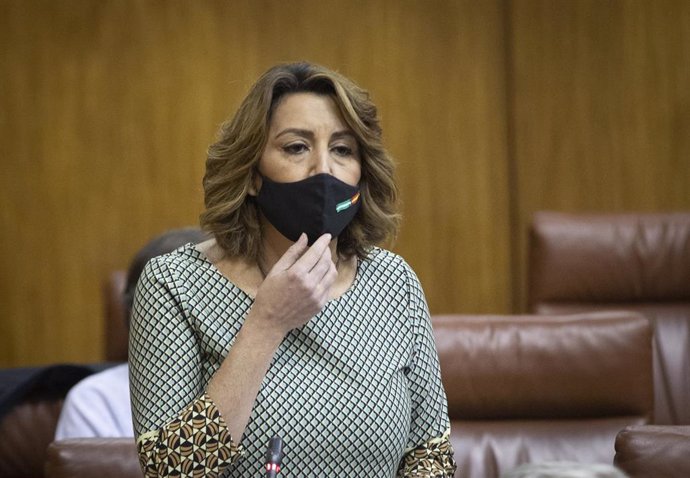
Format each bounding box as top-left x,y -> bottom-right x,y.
255,173 -> 361,245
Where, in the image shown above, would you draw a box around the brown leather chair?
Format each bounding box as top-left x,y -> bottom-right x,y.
104,270 -> 128,362
0,365 -> 98,478
528,211 -> 690,425
614,425 -> 690,478
45,438 -> 140,478
0,397 -> 63,478
433,312 -> 653,478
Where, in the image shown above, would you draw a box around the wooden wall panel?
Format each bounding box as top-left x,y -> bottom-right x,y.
508,0 -> 690,309
0,0 -> 511,366
384,1 -> 512,315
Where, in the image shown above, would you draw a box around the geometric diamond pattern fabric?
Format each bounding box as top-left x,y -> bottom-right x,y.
129,244 -> 455,477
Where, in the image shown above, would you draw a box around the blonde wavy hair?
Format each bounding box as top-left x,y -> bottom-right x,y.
200,62 -> 400,260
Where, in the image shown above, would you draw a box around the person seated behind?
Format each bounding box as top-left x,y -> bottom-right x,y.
54,228 -> 207,439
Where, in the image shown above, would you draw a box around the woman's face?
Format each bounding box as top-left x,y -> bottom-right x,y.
256,92 -> 362,188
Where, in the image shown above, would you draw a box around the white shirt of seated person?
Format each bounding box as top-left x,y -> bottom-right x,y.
54,363 -> 134,439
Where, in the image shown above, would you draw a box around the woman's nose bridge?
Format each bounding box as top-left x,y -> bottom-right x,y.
311,143 -> 331,174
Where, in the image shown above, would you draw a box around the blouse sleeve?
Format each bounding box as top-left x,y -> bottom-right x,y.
397,265 -> 457,478
128,257 -> 243,477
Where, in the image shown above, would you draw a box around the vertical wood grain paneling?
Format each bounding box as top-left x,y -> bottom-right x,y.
0,0 -> 511,366
386,1 -> 512,315
509,0 -> 690,309
6,0 -> 686,366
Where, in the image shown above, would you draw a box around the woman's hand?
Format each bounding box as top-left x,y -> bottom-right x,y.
250,233 -> 337,337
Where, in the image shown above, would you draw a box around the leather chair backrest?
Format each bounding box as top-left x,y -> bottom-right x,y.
0,365 -> 96,478
104,271 -> 128,362
432,312 -> 653,478
528,211 -> 690,424
0,398 -> 63,478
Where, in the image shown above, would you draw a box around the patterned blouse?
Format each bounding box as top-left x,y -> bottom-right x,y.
129,244 -> 456,477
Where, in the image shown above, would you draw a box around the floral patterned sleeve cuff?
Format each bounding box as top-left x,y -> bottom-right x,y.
397,429 -> 457,478
136,393 -> 244,478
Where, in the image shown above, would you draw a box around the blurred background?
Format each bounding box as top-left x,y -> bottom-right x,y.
1,0 -> 689,367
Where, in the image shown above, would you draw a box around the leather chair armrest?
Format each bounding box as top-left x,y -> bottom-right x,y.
45,438 -> 141,478
614,425 -> 690,478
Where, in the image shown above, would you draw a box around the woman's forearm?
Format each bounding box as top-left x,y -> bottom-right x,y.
206,309 -> 286,442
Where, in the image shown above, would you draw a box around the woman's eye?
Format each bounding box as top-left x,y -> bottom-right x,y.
283,143 -> 308,155
332,145 -> 354,157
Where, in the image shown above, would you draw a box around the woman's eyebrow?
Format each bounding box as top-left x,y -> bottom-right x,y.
331,130 -> 356,141
275,128 -> 314,140
274,128 -> 356,141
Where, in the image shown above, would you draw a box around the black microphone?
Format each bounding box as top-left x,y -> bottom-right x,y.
265,435 -> 283,478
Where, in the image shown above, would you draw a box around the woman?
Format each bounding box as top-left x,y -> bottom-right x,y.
129,62 -> 456,477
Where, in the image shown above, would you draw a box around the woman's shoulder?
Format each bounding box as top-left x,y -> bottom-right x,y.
361,246 -> 418,285
357,248 -> 427,318
363,246 -> 413,271
143,242 -> 206,280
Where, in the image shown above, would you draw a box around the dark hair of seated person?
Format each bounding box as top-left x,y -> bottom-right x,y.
122,228 -> 207,326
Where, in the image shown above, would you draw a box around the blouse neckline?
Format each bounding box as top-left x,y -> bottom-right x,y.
184,243 -> 364,305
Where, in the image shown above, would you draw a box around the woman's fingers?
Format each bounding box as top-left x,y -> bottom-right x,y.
292,233 -> 332,273
270,233 -> 309,274
269,233 -> 331,276
309,243 -> 336,284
